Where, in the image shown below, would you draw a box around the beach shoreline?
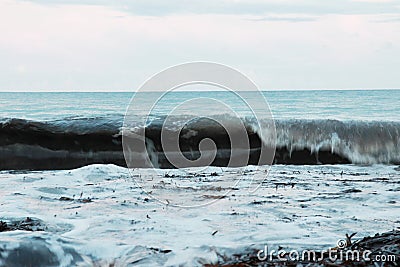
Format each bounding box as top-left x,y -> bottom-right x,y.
1,164 -> 398,266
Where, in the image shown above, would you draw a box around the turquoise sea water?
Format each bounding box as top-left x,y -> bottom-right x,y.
0,90 -> 399,122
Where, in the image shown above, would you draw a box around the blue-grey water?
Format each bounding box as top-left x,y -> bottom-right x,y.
1,90 -> 399,266
1,89 -> 399,165
0,90 -> 399,121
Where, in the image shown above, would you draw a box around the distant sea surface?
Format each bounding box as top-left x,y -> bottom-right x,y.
0,90 -> 399,121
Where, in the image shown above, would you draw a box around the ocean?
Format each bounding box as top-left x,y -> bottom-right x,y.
0,90 -> 399,266
0,90 -> 399,170
1,90 -> 399,121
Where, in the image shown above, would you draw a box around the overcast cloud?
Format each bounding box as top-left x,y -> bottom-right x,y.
0,0 -> 399,91
21,0 -> 400,16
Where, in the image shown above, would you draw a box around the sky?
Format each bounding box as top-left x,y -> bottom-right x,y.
0,0 -> 399,91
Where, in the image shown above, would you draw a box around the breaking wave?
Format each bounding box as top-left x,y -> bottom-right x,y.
0,116 -> 399,170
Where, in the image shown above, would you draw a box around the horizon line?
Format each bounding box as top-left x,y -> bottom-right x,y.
0,88 -> 399,93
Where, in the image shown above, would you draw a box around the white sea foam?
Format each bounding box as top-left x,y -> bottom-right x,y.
0,164 -> 399,266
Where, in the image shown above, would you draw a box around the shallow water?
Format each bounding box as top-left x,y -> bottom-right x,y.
0,164 -> 399,266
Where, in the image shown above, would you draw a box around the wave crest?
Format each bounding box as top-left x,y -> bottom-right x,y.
0,117 -> 399,170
